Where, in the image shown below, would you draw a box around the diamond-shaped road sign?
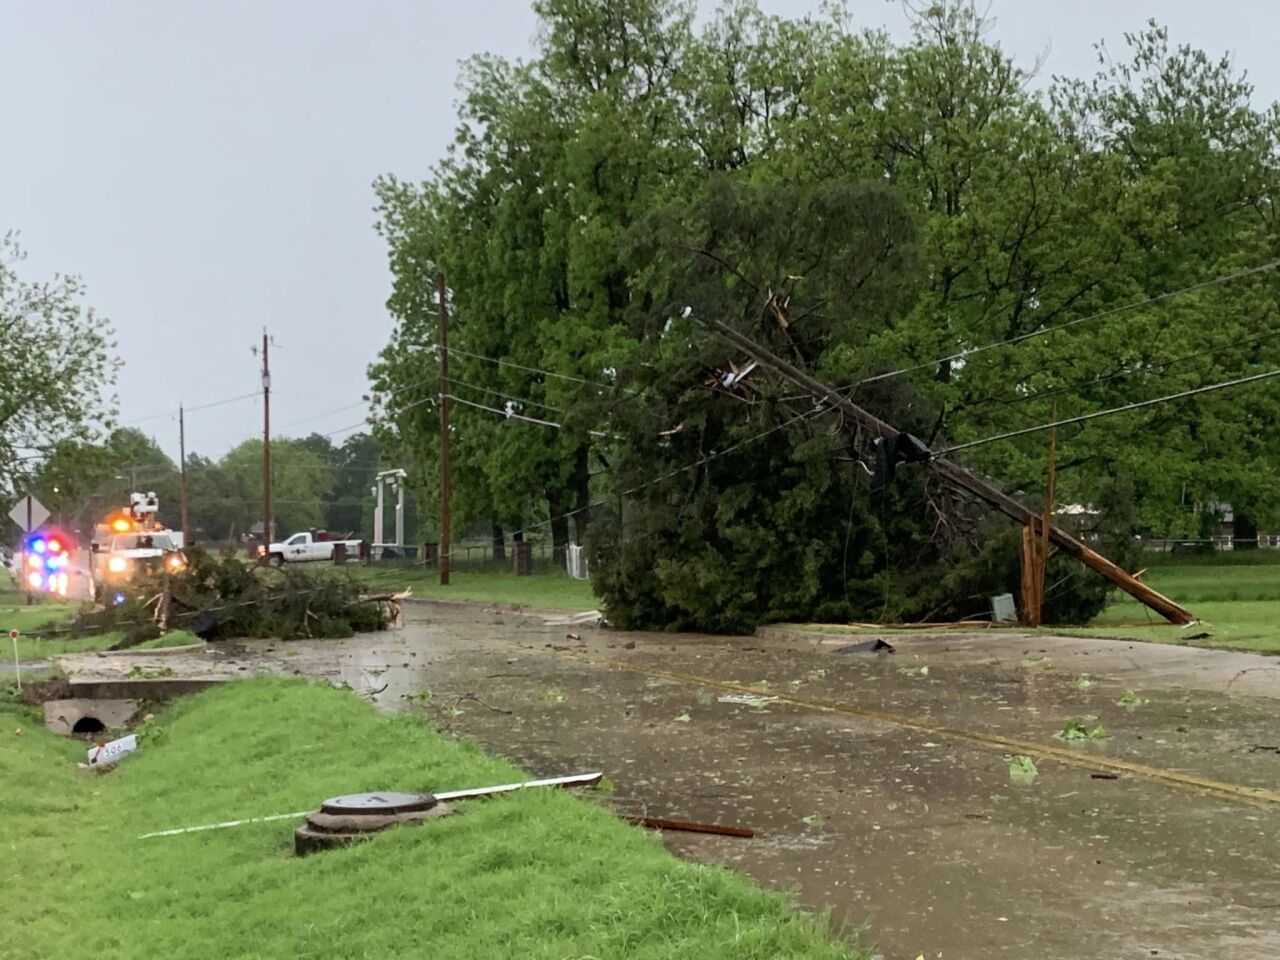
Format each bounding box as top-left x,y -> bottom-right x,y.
7,494 -> 50,533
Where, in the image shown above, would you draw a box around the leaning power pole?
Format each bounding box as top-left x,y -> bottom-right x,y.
437,274 -> 452,587
705,317 -> 1195,625
261,329 -> 272,552
179,403 -> 189,547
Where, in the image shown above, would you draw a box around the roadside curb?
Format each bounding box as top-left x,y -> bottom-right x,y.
98,641 -> 208,657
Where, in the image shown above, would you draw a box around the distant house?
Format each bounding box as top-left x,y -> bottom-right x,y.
1054,501 -> 1279,550
1192,501 -> 1280,550
1053,503 -> 1100,541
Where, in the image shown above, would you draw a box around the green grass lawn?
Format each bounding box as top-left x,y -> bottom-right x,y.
772,553 -> 1280,655
1,584 -> 201,662
354,565 -> 597,611
0,678 -> 859,960
1,586 -> 90,660
1072,555 -> 1280,654
0,586 -> 79,635
6,629 -> 202,663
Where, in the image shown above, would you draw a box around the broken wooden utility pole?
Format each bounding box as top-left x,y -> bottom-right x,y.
1019,419 -> 1056,627
704,318 -> 1195,625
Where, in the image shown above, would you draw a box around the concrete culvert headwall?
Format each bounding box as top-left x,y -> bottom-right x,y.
43,699 -> 138,737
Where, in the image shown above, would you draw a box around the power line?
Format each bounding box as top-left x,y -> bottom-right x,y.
442,344 -> 637,394
446,393 -> 617,440
316,394 -> 437,441
827,258 -> 1280,395
188,390 -> 261,414
446,394 -> 566,431
278,378 -> 439,431
957,324 -> 1280,416
938,366 -> 1280,455
121,390 -> 259,427
448,376 -> 567,415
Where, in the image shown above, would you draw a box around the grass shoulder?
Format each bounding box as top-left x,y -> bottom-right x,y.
352,564 -> 597,611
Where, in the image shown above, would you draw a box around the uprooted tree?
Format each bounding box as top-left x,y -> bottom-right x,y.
587,177 -> 1144,631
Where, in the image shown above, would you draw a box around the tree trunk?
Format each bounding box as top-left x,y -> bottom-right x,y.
547,488 -> 569,565
571,446 -> 591,546
492,522 -> 506,562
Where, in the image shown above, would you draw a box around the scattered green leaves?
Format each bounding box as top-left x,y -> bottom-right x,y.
1117,690 -> 1148,709
1057,720 -> 1110,742
1008,756 -> 1038,783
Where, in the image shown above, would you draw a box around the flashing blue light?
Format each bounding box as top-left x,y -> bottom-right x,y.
31,538 -> 46,554
113,592 -> 126,606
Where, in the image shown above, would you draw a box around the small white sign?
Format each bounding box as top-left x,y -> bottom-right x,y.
87,734 -> 138,766
7,495 -> 50,533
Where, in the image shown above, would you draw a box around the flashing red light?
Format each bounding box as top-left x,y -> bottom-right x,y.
47,538 -> 62,554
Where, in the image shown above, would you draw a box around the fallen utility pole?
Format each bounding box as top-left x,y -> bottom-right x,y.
705,318 -> 1194,625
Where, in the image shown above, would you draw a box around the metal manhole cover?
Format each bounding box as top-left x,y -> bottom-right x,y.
321,791 -> 436,815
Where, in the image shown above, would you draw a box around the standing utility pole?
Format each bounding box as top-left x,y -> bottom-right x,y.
179,403 -> 189,547
437,275 -> 452,586
261,329 -> 272,553
705,317 -> 1195,625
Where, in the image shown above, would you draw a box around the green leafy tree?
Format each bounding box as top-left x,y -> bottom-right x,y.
29,428 -> 178,536
186,439 -> 333,542
0,233 -> 120,499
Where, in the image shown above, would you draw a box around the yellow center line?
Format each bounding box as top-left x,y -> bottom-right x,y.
584,655 -> 1280,811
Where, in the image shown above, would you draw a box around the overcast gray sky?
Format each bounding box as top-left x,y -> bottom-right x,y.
3,0 -> 1277,460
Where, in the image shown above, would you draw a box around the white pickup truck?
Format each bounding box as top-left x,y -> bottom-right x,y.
263,531 -> 363,565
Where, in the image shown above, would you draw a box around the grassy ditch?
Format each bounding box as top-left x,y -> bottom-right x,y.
0,678 -> 860,960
